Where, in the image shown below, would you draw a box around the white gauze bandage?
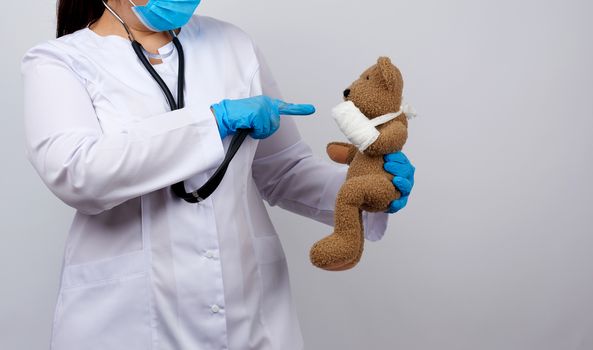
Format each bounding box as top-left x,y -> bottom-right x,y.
332,100 -> 417,151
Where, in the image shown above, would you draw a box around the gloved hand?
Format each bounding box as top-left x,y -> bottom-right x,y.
211,95 -> 316,139
383,151 -> 415,213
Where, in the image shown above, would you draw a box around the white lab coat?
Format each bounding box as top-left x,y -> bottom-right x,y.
22,15 -> 389,350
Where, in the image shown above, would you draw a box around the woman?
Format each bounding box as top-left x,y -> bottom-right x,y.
21,0 -> 415,349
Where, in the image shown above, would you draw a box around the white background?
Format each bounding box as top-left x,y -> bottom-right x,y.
1,0 -> 593,349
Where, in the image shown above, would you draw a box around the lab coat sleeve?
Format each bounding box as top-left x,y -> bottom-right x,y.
21,45 -> 225,216
249,46 -> 389,241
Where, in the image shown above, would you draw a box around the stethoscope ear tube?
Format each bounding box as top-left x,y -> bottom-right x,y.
131,40 -> 178,110
171,129 -> 252,203
170,36 -> 185,109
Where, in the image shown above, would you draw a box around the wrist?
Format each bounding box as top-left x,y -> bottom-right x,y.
210,103 -> 229,139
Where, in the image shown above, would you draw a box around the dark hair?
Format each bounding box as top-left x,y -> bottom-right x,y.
56,0 -> 106,38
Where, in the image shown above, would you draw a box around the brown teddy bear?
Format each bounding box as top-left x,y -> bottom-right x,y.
309,57 -> 414,271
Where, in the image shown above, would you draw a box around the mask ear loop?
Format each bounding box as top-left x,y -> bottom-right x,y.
369,103 -> 418,127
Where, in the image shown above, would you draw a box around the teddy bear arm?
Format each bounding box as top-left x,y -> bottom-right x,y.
327,142 -> 358,165
363,121 -> 408,157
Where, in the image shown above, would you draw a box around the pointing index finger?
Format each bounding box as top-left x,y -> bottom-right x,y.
276,100 -> 316,116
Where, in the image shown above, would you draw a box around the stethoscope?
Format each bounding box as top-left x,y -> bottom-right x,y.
103,1 -> 250,204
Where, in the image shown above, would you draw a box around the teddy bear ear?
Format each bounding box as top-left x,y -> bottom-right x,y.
377,57 -> 400,92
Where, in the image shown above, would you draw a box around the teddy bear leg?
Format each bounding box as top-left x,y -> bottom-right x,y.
330,175 -> 398,271
310,175 -> 398,271
323,213 -> 365,271
309,178 -> 368,270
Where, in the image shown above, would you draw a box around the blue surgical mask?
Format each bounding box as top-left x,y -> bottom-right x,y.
129,0 -> 202,32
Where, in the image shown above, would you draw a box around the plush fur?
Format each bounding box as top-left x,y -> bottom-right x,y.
309,57 -> 409,271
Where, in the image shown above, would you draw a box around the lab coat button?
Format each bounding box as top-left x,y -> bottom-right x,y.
211,304 -> 221,313
205,250 -> 215,259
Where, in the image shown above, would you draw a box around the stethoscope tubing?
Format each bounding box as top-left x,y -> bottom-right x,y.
125,26 -> 252,203
132,36 -> 251,204
101,0 -> 250,204
131,40 -> 178,109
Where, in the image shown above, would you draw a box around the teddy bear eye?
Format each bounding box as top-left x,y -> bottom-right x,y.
366,75 -> 370,80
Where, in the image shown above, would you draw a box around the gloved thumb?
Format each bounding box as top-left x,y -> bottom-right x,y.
275,99 -> 316,116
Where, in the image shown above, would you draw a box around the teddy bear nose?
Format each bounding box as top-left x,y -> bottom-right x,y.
343,89 -> 351,98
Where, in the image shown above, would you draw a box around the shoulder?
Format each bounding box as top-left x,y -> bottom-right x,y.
187,15 -> 259,65
190,15 -> 255,44
21,29 -> 93,76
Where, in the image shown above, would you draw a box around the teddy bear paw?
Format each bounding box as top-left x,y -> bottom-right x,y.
309,233 -> 364,271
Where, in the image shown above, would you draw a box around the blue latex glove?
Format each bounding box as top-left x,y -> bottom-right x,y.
383,151 -> 416,213
211,95 -> 316,139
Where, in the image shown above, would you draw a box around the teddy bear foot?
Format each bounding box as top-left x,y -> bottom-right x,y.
309,231 -> 364,271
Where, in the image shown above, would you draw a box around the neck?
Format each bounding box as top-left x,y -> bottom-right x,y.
90,2 -> 180,54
